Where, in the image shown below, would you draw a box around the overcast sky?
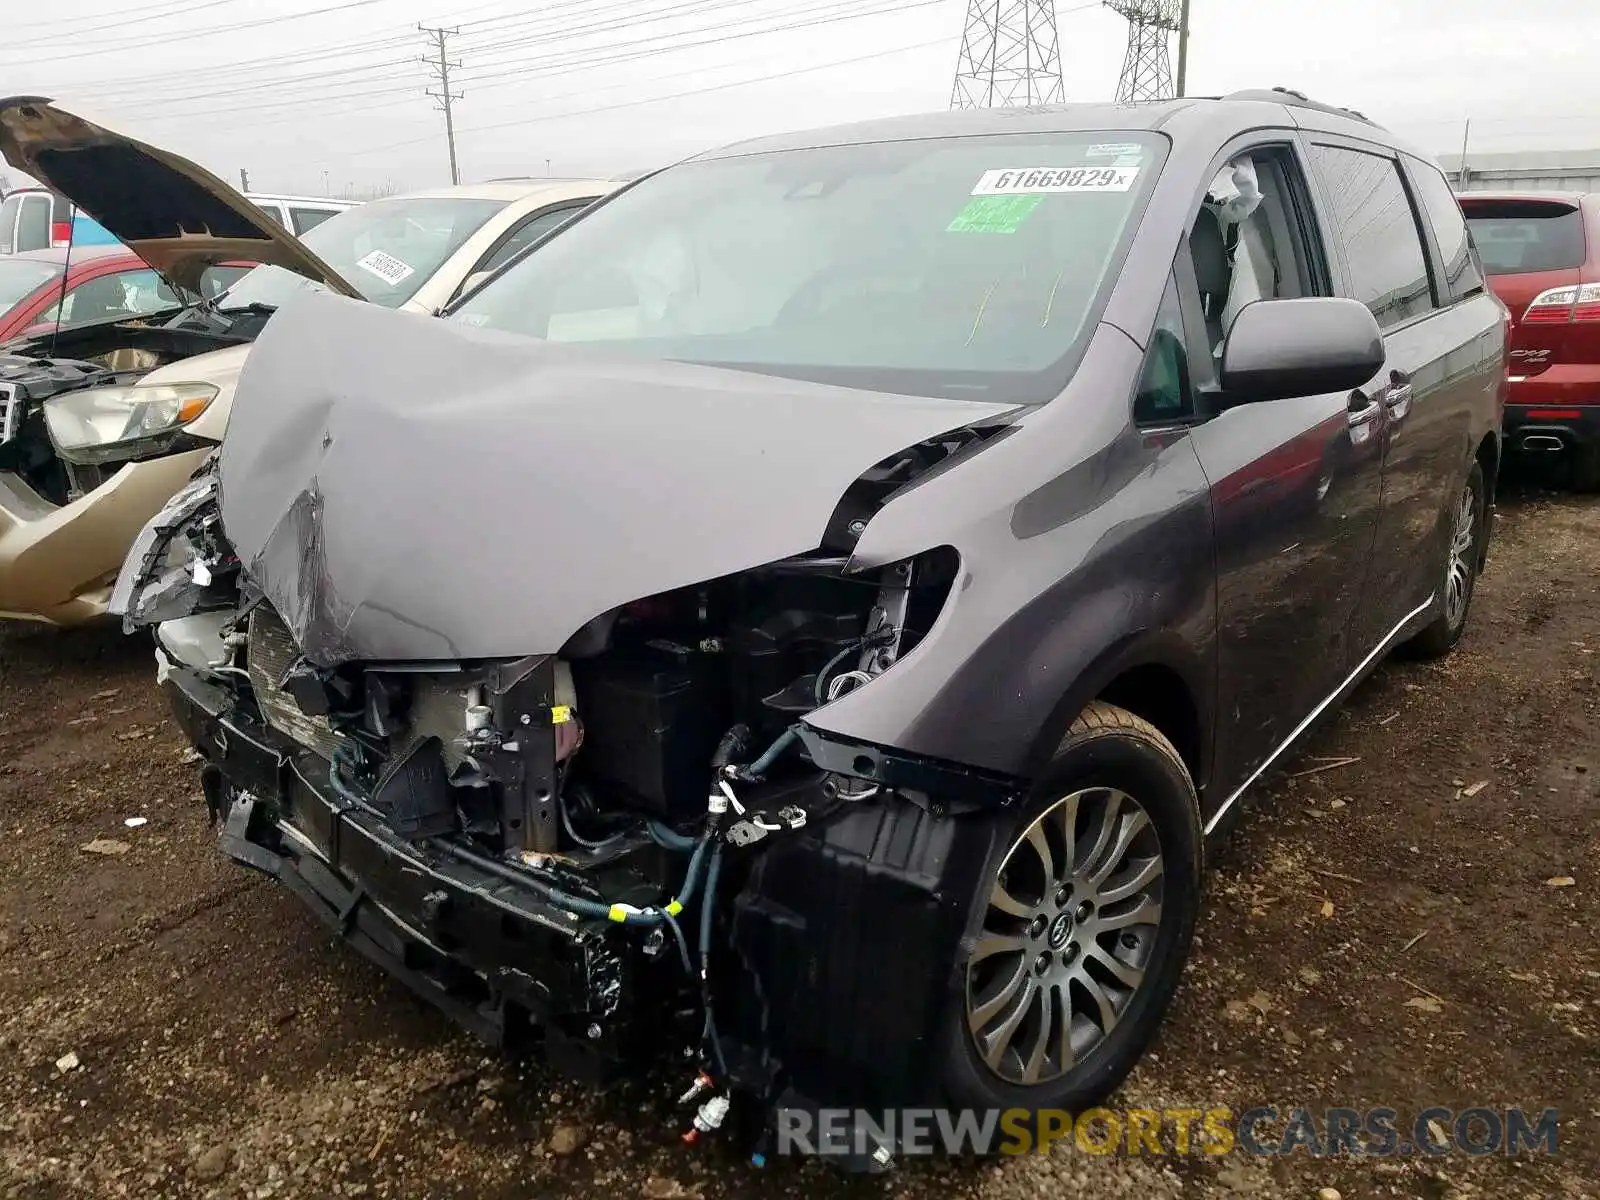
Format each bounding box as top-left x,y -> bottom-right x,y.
3,0 -> 1598,197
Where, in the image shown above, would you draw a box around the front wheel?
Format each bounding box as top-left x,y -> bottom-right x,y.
1407,462 -> 1485,659
938,702 -> 1202,1114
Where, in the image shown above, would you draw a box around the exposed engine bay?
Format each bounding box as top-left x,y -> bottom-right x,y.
0,312 -> 251,505
243,540 -> 956,854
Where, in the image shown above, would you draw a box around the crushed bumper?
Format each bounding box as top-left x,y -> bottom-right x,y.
0,447 -> 211,625
164,662 -> 992,1128
164,662 -> 682,1084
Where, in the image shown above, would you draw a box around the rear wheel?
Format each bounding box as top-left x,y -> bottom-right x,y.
1408,462 -> 1485,659
938,702 -> 1201,1113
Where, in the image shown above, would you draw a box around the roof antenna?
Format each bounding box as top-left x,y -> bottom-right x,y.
47,198 -> 72,361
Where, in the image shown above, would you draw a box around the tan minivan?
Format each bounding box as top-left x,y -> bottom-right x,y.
0,96 -> 618,626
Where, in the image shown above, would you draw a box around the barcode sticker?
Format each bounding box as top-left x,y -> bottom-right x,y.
971,166 -> 1140,195
354,249 -> 416,285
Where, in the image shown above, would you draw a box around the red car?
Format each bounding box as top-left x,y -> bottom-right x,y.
0,246 -> 254,343
1459,191 -> 1600,490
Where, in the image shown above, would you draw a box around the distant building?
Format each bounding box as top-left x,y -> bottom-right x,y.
1438,149 -> 1600,193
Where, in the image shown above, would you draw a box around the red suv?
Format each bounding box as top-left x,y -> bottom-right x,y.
1459,191 -> 1600,489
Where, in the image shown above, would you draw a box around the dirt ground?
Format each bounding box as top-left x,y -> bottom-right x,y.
1,480 -> 1596,1200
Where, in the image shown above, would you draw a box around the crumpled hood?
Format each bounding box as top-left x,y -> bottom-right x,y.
219,291 -> 1013,666
0,96 -> 359,299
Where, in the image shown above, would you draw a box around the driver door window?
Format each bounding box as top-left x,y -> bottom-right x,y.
477,203 -> 591,276
1188,145 -> 1325,360
39,268 -> 182,328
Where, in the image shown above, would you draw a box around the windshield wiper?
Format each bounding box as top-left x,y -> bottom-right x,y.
216,302 -> 278,318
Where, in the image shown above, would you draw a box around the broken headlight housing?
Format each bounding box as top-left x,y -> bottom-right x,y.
43,381 -> 218,466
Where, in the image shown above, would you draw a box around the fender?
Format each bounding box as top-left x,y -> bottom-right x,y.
1021,626 -> 1215,792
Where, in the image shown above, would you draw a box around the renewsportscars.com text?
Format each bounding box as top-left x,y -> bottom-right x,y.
776,1105 -> 1561,1159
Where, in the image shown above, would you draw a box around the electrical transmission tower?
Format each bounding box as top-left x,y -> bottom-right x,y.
950,0 -> 1065,109
1108,0 -> 1187,103
420,24 -> 464,184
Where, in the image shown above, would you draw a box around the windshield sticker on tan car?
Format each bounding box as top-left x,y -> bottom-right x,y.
354,250 -> 417,286
971,166 -> 1140,195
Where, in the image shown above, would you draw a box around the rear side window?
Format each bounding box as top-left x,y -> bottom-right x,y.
0,195 -> 19,254
1407,162 -> 1484,301
1460,199 -> 1585,275
16,194 -> 50,252
1308,145 -> 1433,329
479,203 -> 590,274
291,207 -> 336,235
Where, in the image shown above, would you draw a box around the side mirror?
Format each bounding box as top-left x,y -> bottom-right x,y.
1219,297 -> 1384,404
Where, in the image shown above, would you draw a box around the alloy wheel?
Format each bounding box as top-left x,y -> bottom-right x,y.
965,786 -> 1165,1086
1444,482 -> 1478,629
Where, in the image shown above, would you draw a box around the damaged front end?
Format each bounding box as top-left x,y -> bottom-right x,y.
112,311 -> 1027,1161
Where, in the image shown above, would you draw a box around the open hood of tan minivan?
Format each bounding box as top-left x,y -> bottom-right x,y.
0,96 -> 360,299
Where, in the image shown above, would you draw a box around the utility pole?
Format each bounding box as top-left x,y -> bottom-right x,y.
1175,0 -> 1191,97
1457,118 -> 1472,188
239,167 -> 250,191
420,24 -> 463,185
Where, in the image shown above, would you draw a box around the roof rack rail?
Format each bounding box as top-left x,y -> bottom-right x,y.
1222,86 -> 1383,130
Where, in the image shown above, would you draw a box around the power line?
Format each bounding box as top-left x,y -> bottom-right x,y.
3,0 -> 249,47
56,34 -> 418,98
343,32 -> 952,162
118,0 -> 939,123
82,0 -> 752,109
5,0 -> 217,31
0,0 -> 388,64
421,24 -> 464,185
117,9 -> 909,139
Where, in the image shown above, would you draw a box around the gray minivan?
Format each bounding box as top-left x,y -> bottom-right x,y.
117,87 -> 1504,1157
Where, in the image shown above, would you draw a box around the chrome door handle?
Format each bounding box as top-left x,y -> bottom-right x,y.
1386,383 -> 1414,417
1347,395 -> 1381,445
1347,399 -> 1382,426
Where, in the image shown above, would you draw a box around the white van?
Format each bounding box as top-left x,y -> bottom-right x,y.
244,193 -> 359,236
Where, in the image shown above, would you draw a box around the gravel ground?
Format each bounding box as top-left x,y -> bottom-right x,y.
1,482 -> 1596,1200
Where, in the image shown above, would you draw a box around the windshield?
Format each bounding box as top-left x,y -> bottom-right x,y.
218,196 -> 509,310
0,258 -> 63,311
449,133 -> 1164,399
1462,201 -> 1586,275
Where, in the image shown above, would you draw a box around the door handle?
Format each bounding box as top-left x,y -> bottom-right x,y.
1347,392 -> 1381,445
1347,395 -> 1382,426
1385,370 -> 1414,421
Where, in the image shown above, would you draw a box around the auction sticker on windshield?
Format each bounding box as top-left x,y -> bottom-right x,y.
971,166 -> 1139,195
947,194 -> 1043,234
354,249 -> 416,286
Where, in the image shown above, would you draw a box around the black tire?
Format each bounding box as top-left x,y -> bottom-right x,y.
1408,462 -> 1485,659
937,701 -> 1202,1115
